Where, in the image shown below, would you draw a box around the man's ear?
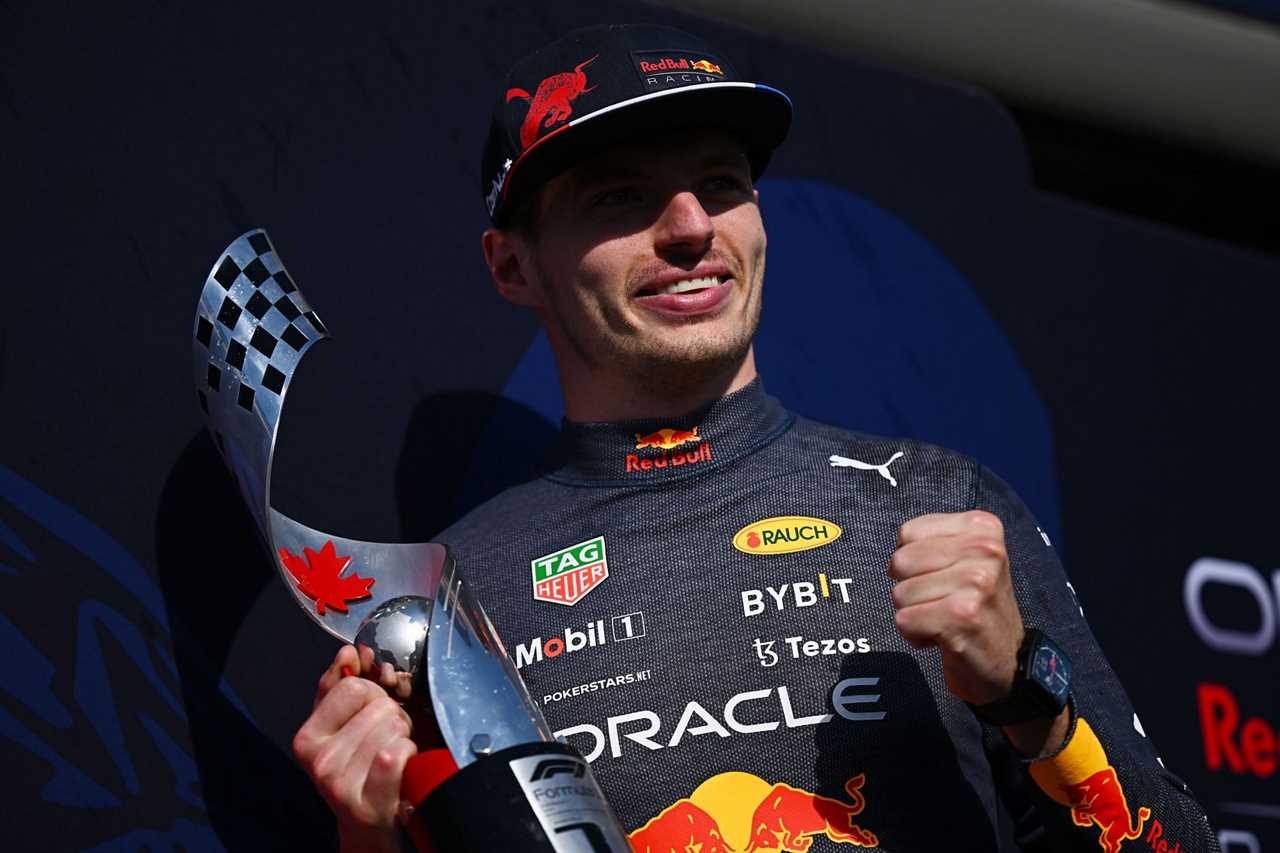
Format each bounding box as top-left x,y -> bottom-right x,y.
482,228 -> 542,307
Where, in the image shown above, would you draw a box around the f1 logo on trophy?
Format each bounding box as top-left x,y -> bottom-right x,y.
191,229 -> 631,852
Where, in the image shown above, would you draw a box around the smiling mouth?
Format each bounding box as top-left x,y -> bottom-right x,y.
634,275 -> 727,297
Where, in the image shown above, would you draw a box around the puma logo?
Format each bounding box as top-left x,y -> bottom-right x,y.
829,451 -> 905,487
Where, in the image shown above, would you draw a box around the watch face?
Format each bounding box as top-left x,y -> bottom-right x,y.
1031,643 -> 1072,703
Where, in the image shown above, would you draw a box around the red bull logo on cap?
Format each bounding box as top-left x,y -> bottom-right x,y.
629,771 -> 878,852
506,55 -> 598,150
1029,717 -> 1153,853
631,49 -> 729,92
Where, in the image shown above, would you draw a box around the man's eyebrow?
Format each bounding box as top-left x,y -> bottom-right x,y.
697,150 -> 752,171
571,164 -> 647,191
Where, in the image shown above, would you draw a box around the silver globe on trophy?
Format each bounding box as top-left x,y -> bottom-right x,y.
191,229 -> 630,852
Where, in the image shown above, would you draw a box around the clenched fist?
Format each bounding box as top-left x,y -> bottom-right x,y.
888,510 -> 1023,706
293,644 -> 418,853
889,510 -> 1069,756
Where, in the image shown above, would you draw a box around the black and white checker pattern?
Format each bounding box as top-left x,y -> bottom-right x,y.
192,228 -> 328,453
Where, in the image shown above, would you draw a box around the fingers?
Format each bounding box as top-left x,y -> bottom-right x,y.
298,676 -> 411,761
315,645 -> 362,708
301,691 -> 413,811
898,510 -> 1001,546
890,559 -> 1001,610
360,735 -> 418,818
329,708 -> 413,812
893,590 -> 985,650
888,534 -> 1007,581
358,642 -> 376,677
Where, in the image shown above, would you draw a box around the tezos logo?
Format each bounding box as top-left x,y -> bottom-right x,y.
733,516 -> 842,555
532,536 -> 608,606
515,611 -> 646,670
753,635 -> 871,667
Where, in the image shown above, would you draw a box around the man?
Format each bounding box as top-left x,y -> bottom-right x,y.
293,24 -> 1218,852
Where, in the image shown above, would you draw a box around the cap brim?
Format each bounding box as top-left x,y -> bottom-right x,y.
496,82 -> 792,225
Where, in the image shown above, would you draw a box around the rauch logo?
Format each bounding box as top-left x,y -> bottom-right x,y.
532,536 -> 608,606
733,516 -> 843,555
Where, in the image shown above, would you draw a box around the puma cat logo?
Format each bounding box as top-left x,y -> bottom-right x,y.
829,451 -> 905,487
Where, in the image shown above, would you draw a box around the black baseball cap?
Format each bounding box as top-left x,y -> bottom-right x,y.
480,23 -> 792,226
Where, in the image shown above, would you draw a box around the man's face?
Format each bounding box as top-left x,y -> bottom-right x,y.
516,131 -> 766,385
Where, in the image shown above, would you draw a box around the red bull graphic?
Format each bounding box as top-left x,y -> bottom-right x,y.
1062,768 -> 1152,853
1029,717 -> 1152,853
628,426 -> 712,474
629,771 -> 878,853
635,426 -> 701,450
506,55 -> 597,149
691,59 -> 723,75
630,800 -> 732,853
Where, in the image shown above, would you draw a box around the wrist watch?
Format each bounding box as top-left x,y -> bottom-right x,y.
969,628 -> 1072,726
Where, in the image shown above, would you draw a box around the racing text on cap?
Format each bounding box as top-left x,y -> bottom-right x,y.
631,50 -> 729,92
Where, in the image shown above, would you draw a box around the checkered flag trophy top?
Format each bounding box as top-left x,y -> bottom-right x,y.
191,230 -> 630,851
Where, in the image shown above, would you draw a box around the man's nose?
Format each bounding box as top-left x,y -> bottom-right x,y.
653,191 -> 714,254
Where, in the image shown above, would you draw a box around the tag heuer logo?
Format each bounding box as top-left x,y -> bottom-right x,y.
532,536 -> 608,605
732,516 -> 843,555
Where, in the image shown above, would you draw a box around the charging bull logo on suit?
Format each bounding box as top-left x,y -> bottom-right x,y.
627,425 -> 712,474
506,55 -> 597,149
629,771 -> 878,852
1029,717 -> 1153,853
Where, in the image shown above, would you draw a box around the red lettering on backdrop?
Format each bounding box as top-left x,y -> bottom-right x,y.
1197,682 -> 1277,778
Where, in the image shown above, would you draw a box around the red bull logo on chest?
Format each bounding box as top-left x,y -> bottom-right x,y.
629,771 -> 878,852
627,426 -> 712,474
531,535 -> 608,606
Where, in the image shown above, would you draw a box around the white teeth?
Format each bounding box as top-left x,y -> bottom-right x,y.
659,276 -> 720,295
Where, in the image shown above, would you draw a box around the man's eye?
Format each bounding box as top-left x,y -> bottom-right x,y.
593,187 -> 641,207
703,174 -> 750,194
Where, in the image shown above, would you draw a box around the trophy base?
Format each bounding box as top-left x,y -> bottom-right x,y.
405,741 -> 630,852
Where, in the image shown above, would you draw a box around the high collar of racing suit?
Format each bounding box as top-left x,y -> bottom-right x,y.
542,378 -> 795,487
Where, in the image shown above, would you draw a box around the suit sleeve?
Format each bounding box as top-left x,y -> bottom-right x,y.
972,464 -> 1219,853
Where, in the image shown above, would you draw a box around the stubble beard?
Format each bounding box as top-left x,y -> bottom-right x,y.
617,299 -> 761,398
536,254 -> 764,400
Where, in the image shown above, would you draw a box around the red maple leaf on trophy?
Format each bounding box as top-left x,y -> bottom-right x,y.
278,540 -> 375,615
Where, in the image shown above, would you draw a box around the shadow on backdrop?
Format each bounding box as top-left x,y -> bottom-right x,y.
154,389 -> 557,847
395,390 -> 559,541
154,433 -> 334,849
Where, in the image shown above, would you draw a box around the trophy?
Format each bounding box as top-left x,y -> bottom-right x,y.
191,229 -> 631,852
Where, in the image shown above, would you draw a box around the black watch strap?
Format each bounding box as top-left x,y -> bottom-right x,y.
968,629 -> 1072,726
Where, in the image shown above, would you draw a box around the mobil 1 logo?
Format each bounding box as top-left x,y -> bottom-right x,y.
510,752 -> 631,852
515,611 -> 647,670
